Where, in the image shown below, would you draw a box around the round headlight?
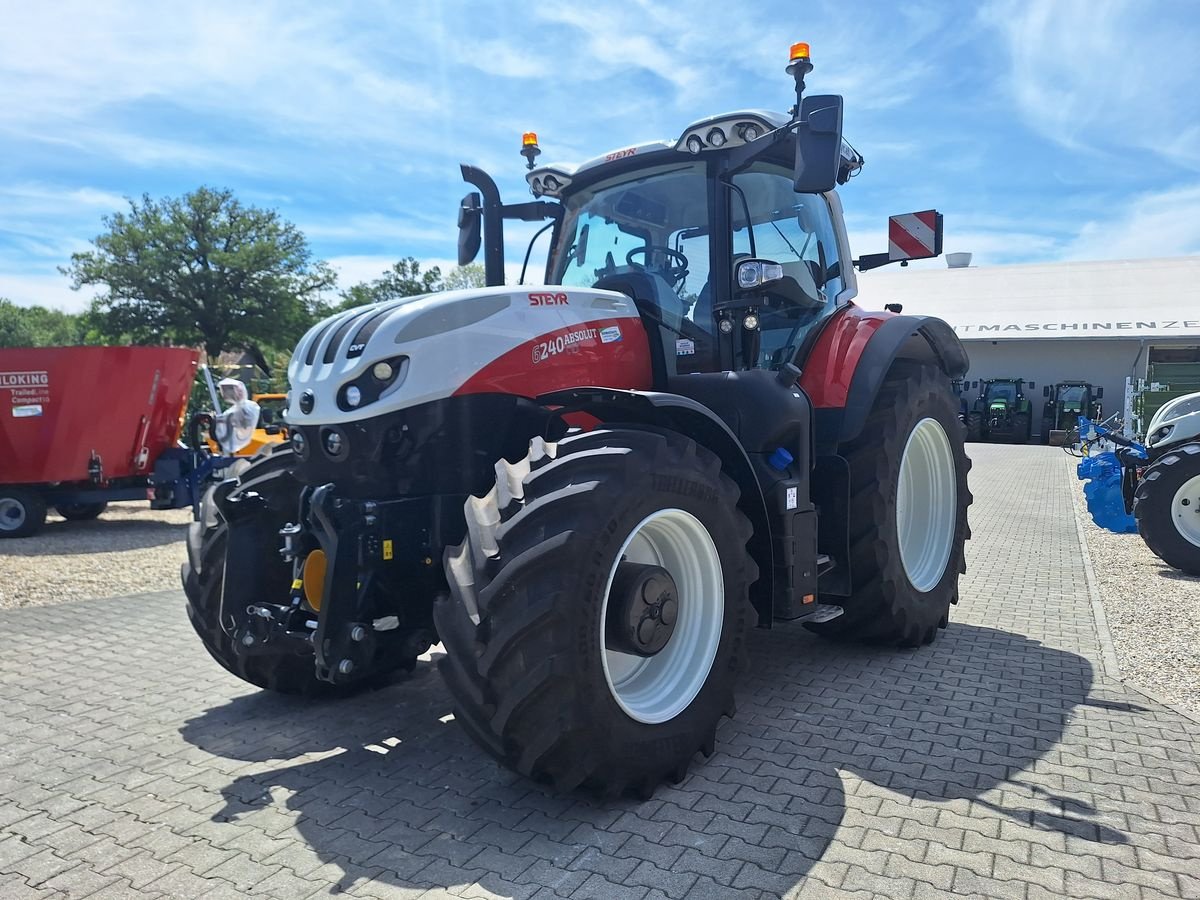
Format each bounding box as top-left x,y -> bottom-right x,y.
685,134 -> 703,155
742,123 -> 760,142
707,127 -> 726,148
718,318 -> 734,334
292,430 -> 306,452
737,262 -> 762,289
325,431 -> 343,456
298,390 -> 314,414
743,314 -> 760,331
345,385 -> 362,407
372,361 -> 394,382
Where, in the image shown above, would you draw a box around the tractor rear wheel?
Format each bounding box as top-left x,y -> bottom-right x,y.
807,363 -> 971,647
436,428 -> 757,796
56,502 -> 108,521
182,446 -> 406,695
1133,443 -> 1200,575
0,487 -> 47,539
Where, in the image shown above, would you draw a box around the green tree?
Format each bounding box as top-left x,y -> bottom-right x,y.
0,299 -> 90,348
337,257 -> 442,311
442,263 -> 487,291
62,187 -> 335,362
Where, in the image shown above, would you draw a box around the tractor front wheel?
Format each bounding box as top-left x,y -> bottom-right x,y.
965,412 -> 982,443
436,428 -> 757,796
1013,412 -> 1031,444
1133,443 -> 1200,575
0,487 -> 47,539
807,363 -> 971,647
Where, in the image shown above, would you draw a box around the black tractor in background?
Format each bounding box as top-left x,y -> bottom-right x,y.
965,378 -> 1034,444
1042,382 -> 1102,445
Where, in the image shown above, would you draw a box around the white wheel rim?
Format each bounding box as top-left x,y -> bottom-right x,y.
0,498 -> 26,532
1171,473 -> 1200,547
896,418 -> 957,592
600,509 -> 724,724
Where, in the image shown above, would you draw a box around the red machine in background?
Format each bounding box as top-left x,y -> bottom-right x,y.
0,346 -> 201,537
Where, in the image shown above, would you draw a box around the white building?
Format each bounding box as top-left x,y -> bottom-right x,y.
853,256 -> 1200,434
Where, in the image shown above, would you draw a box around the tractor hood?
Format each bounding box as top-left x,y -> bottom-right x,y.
285,285 -> 645,427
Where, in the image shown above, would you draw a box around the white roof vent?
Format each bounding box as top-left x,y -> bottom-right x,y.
946,252 -> 972,268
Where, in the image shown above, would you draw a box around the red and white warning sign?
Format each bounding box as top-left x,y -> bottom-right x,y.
888,210 -> 941,261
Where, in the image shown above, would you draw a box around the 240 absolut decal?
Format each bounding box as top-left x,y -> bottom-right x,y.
954,319 -> 1200,334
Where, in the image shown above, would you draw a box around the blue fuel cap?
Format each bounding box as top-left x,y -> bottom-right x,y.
768,447 -> 794,471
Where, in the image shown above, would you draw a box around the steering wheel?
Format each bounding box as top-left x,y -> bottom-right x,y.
626,246 -> 689,288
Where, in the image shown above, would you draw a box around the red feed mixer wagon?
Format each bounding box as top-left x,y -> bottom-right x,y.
0,346 -> 202,537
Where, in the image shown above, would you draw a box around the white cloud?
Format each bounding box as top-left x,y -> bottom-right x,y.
1063,182 -> 1200,260
983,0 -> 1200,168
0,272 -> 96,312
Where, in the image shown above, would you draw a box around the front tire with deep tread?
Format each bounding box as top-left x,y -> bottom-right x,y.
807,363 -> 972,647
436,428 -> 757,796
1133,443 -> 1200,575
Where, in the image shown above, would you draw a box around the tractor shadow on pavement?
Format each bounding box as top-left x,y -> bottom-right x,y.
182,623 -> 1128,896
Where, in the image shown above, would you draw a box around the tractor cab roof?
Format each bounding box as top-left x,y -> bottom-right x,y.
524,108 -> 862,200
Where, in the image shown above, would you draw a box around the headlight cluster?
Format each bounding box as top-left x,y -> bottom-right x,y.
529,169 -> 572,198
337,356 -> 409,412
678,118 -> 771,155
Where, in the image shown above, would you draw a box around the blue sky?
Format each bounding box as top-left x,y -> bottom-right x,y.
1,0 -> 1198,312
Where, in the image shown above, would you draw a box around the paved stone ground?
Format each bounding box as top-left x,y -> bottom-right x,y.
1,444 -> 1198,899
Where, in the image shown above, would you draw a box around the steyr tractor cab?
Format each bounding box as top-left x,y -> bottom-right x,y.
966,378 -> 1034,444
183,44 -> 972,796
1042,381 -> 1102,445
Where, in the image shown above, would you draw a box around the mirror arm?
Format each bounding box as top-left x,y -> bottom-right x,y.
461,165 -> 505,285
854,252 -> 907,272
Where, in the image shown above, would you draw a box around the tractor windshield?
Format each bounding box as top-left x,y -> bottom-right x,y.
553,162 -> 711,328
987,383 -> 1018,404
1058,385 -> 1086,407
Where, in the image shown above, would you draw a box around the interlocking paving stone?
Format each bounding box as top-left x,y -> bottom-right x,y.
2,445 -> 1200,897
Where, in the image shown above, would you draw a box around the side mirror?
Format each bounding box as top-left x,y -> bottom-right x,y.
1027,381 -> 1036,390
457,192 -> 482,266
971,380 -> 978,389
1095,387 -> 1104,399
887,210 -> 943,262
793,94 -> 843,193
1043,385 -> 1050,398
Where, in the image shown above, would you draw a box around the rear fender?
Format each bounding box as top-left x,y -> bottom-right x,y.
537,388 -> 774,627
800,307 -> 968,452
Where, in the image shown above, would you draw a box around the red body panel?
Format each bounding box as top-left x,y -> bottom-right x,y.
0,346 -> 199,486
799,304 -> 894,408
453,317 -> 653,398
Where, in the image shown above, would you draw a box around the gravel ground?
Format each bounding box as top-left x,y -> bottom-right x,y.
0,505 -> 192,609
1069,451 -> 1200,718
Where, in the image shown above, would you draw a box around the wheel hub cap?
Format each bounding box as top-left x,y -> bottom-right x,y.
1172,473 -> 1200,548
607,562 -> 679,656
896,417 -> 957,593
0,499 -> 26,531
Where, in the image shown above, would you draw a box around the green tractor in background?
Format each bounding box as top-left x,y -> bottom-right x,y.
965,378 -> 1034,443
1041,381 -> 1102,445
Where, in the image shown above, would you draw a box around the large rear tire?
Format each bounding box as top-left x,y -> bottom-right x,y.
436,428 -> 757,796
807,363 -> 971,647
182,446 -> 408,695
1133,443 -> 1200,575
0,487 -> 47,539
